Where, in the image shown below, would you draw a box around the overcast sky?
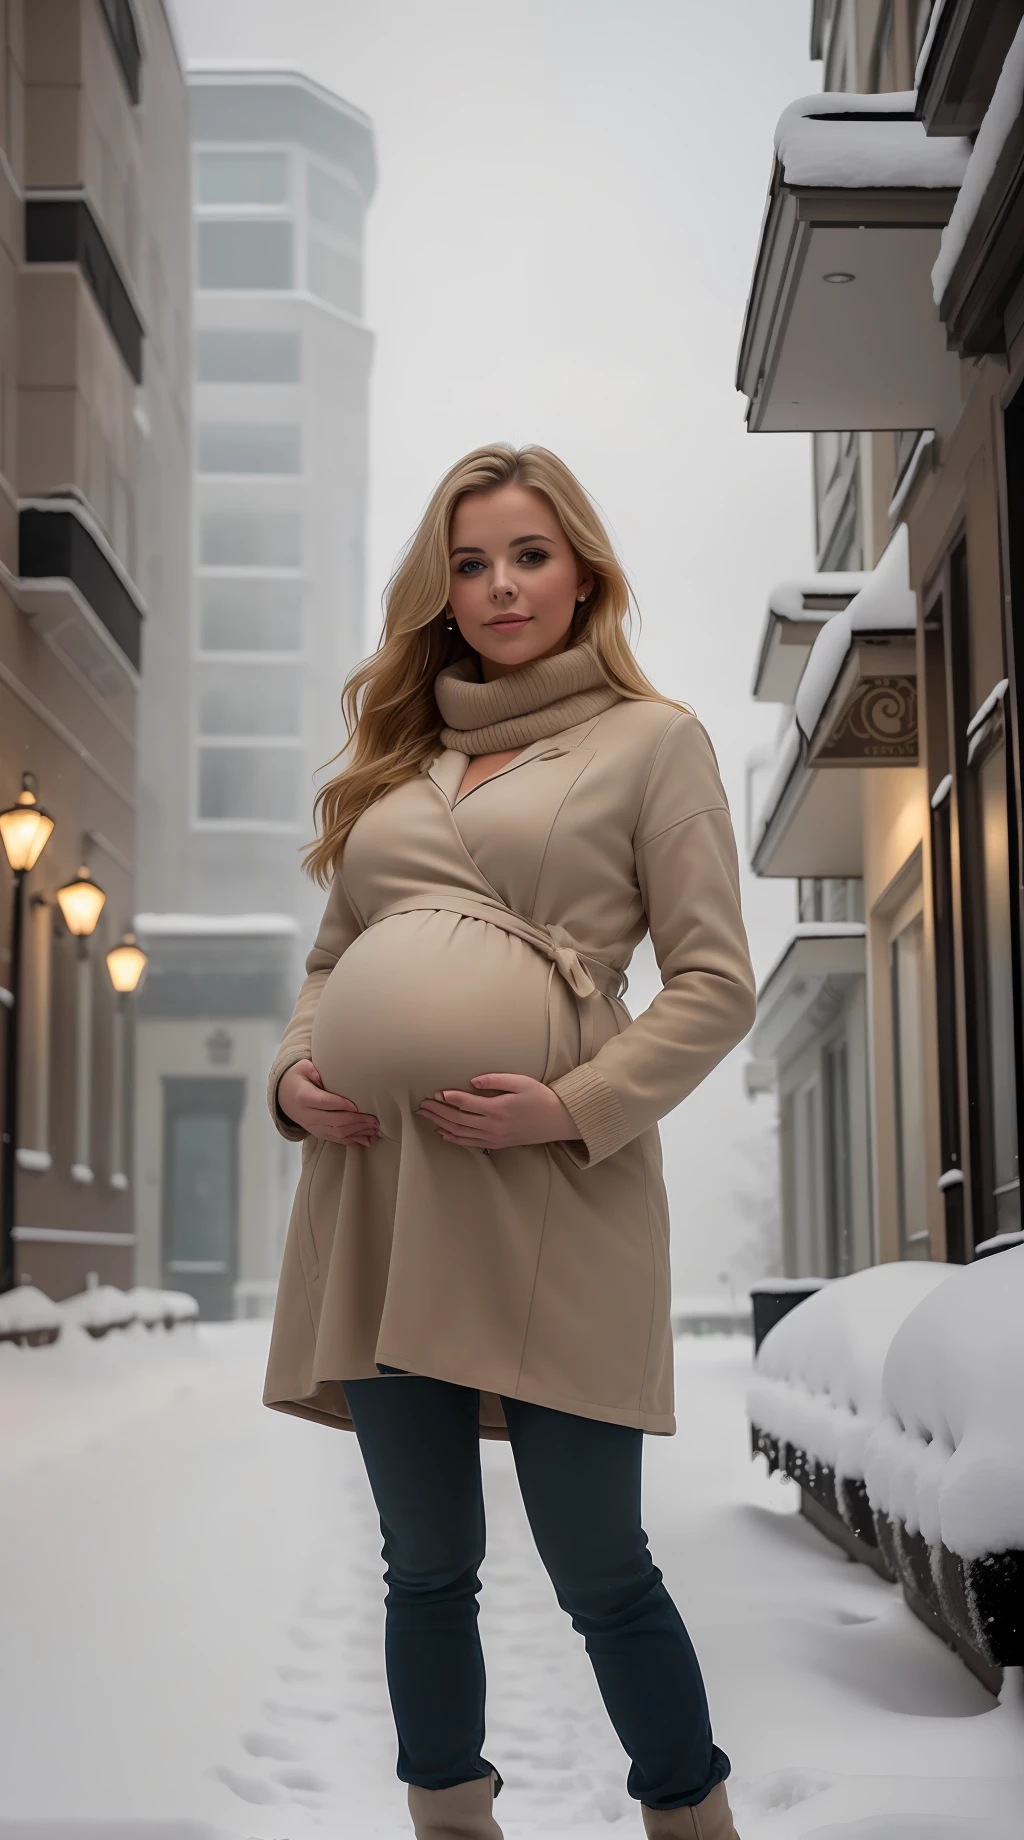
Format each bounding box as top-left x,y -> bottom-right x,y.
175,0 -> 822,1294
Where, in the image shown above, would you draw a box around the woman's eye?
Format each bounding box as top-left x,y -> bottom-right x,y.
456,559 -> 485,575
518,549 -> 548,566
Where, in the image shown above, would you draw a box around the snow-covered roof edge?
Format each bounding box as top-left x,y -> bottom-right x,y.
932,17 -> 1024,305
757,921 -> 867,1003
766,572 -> 870,622
774,90 -> 971,191
795,525 -> 917,742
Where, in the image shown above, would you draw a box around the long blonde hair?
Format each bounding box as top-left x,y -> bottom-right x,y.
304,442 -> 690,887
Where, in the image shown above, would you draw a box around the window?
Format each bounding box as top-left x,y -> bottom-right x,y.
197,329 -> 301,384
198,424 -> 302,475
197,745 -> 303,823
199,576 -> 303,652
200,510 -> 302,568
797,877 -> 864,923
307,164 -> 362,242
197,151 -> 289,206
793,1077 -> 822,1275
307,238 -> 361,315
890,908 -> 929,1257
197,662 -> 302,736
197,220 -> 293,291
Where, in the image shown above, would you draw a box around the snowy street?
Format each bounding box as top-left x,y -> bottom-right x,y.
1,1324 -> 1021,1840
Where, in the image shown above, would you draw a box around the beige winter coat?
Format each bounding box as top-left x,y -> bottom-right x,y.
263,641 -> 756,1439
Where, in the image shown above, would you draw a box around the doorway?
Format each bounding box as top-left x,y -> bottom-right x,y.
161,1076 -> 246,1320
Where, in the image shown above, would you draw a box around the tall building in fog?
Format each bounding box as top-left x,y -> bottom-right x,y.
134,68 -> 375,1318
0,0 -> 190,1303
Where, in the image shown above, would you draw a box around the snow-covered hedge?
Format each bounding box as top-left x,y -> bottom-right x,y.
864,1245 -> 1024,1563
748,1260 -> 955,1485
0,1283 -> 63,1343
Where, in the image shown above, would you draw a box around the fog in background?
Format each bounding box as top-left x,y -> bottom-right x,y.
176,0 -> 819,1297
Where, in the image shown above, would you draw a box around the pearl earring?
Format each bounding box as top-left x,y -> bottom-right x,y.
577,591 -> 587,603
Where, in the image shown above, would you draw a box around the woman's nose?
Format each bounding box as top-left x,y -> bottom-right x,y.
490,574 -> 517,602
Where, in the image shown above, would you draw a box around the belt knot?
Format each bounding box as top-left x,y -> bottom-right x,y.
546,923 -> 597,999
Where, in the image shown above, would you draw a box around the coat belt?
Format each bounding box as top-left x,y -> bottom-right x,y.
367,890 -> 626,1009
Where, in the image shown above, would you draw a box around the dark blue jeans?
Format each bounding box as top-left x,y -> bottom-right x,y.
342,1373 -> 730,1811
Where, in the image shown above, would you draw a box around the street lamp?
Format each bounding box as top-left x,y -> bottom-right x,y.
56,865 -> 107,1187
106,931 -> 148,995
104,931 -> 148,1192
0,774 -> 55,1293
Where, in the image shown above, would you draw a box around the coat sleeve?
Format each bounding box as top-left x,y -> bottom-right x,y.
547,711 -> 757,1169
266,869 -> 365,1142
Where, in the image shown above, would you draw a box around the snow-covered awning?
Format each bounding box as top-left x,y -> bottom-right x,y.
751,922 -> 867,1064
794,525 -> 918,767
736,91 -> 970,433
751,571 -> 868,702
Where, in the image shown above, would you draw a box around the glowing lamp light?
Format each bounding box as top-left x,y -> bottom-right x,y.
106,931 -> 148,995
0,787 -> 55,874
56,866 -> 107,938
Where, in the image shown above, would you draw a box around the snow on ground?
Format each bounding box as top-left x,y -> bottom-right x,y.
0,1324 -> 1021,1840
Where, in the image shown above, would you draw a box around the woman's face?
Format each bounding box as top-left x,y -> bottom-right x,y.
446,483 -> 594,677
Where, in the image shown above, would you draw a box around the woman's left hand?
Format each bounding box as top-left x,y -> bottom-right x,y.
416,1073 -> 580,1151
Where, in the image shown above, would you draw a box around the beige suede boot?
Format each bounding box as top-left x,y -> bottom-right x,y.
641,1780 -> 740,1839
408,1767 -> 503,1839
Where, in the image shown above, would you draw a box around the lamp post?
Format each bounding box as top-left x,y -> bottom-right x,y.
104,930 -> 148,1190
56,865 -> 107,1186
0,775 -> 55,1294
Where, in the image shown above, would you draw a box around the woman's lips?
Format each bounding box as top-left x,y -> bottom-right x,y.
488,616 -> 530,629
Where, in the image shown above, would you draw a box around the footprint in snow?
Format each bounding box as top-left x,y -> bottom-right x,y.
263,1696 -> 340,1723
274,1765 -> 330,1793
288,1624 -> 326,1651
739,1767 -> 836,1815
241,1730 -> 303,1762
211,1763 -> 285,1804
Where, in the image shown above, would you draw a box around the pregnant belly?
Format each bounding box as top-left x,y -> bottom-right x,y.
310,910 -> 578,1139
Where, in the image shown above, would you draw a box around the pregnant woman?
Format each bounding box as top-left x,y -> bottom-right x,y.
265,443 -> 756,1840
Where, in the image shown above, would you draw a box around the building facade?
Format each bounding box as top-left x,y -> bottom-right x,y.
739,0 -> 1024,1276
0,0 -> 190,1300
133,70 -> 376,1318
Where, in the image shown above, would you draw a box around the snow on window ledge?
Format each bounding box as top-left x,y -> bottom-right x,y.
774,90 -> 971,192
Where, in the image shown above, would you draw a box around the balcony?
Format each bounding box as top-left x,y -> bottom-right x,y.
736,92 -> 970,432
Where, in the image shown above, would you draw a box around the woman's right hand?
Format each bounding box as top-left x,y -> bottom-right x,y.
278,1060 -> 380,1146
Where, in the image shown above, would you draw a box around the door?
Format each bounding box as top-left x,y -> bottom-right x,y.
162,1077 -> 245,1319
889,905 -> 929,1258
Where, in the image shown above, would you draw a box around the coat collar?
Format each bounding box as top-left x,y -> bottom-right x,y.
433,641 -> 622,754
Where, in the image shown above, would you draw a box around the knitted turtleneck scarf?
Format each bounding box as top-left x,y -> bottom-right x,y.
433,641 -> 623,755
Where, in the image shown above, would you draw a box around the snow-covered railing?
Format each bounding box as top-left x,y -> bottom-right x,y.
0,1282 -> 199,1346
749,1261 -> 956,1574
750,1249 -> 1024,1689
862,1245 -> 1024,1680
